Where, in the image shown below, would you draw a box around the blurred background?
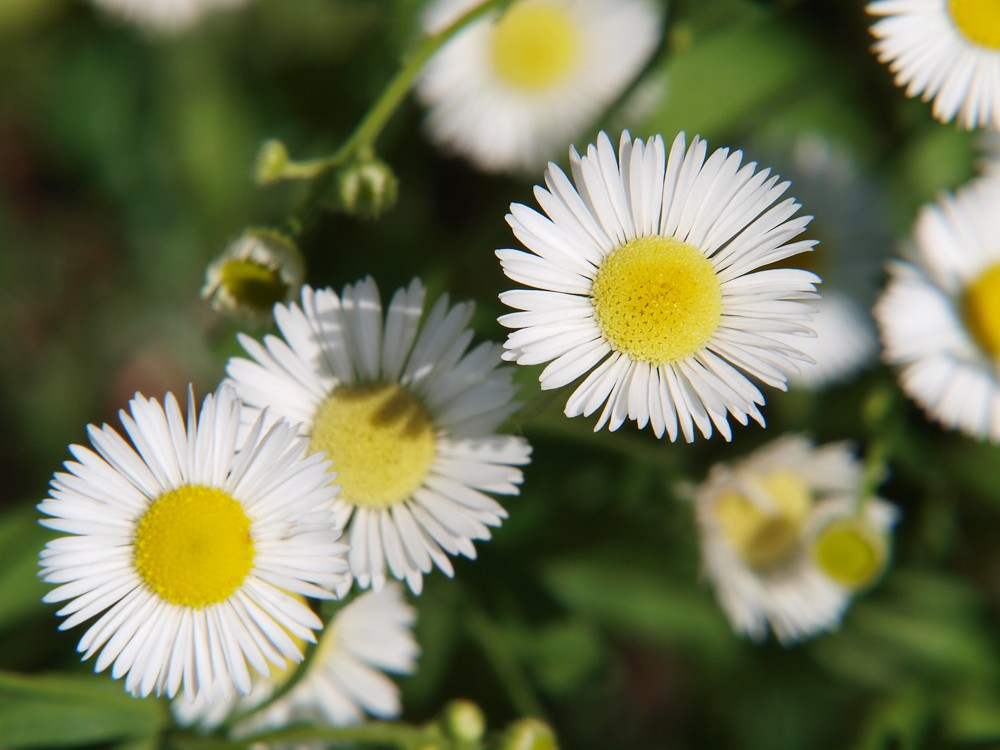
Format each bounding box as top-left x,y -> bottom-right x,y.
3,1 -> 1000,748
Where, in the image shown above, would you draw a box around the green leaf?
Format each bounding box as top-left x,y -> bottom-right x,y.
0,671 -> 166,748
0,504 -> 55,633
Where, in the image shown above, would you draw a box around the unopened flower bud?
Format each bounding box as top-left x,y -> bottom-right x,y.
254,139 -> 291,185
202,229 -> 303,325
811,513 -> 890,591
335,157 -> 398,219
499,718 -> 558,750
442,699 -> 486,743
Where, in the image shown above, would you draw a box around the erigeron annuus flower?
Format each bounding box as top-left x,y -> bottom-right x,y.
38,386 -> 349,699
173,583 -> 419,731
693,435 -> 897,644
497,130 -> 820,442
876,176 -> 1000,441
90,0 -> 246,31
868,0 -> 1000,129
415,0 -> 661,173
203,230 -> 305,326
225,278 -> 532,595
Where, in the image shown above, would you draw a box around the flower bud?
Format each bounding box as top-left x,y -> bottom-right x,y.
254,139 -> 291,185
202,229 -> 303,325
498,718 -> 558,750
335,157 -> 399,219
442,699 -> 486,744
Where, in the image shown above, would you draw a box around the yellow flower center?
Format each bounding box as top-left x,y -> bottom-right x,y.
963,262 -> 1000,359
811,517 -> 886,590
491,1 -> 580,90
309,384 -> 437,510
949,0 -> 1000,49
590,236 -> 723,364
715,471 -> 812,570
134,486 -> 255,608
220,258 -> 288,311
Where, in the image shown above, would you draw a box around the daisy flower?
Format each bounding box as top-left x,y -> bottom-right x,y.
414,0 -> 662,173
497,130 -> 820,442
173,583 -> 419,732
38,386 -> 349,699
90,0 -> 246,31
868,0 -> 1000,129
203,230 -> 304,327
875,176 -> 1000,441
225,278 -> 532,595
692,435 -> 897,644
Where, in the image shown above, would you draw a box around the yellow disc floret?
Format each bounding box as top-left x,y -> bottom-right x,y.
219,258 -> 289,311
591,236 -> 723,364
134,485 -> 255,608
715,471 -> 812,570
811,517 -> 886,590
310,384 -> 437,510
491,1 -> 579,90
963,262 -> 1000,358
949,0 -> 1000,49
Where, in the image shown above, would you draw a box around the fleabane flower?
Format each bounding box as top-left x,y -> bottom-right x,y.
225,278 -> 532,595
692,435 -> 898,644
38,386 -> 349,699
868,0 -> 1000,129
415,0 -> 662,173
498,130 -> 820,442
172,583 -> 419,732
876,176 -> 1000,441
90,0 -> 246,31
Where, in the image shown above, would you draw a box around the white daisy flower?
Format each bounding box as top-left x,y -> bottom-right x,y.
875,176 -> 1000,441
172,583 -> 419,733
868,0 -> 1000,129
38,386 -> 349,699
90,0 -> 246,31
225,278 -> 532,595
203,230 -> 305,327
497,130 -> 820,442
415,0 -> 662,173
693,435 -> 898,644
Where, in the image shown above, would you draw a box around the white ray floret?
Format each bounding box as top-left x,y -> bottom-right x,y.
868,0 -> 1000,129
876,176 -> 1000,442
415,0 -> 662,173
173,583 -> 419,731
497,130 -> 820,442
225,278 -> 532,595
38,386 -> 349,699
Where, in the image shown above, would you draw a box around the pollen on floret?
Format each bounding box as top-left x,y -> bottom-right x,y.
948,0 -> 1000,50
491,1 -> 580,90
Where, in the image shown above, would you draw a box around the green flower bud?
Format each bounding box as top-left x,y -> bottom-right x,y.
202,229 -> 303,325
254,139 -> 291,185
442,699 -> 486,744
498,718 -> 558,750
335,157 -> 399,219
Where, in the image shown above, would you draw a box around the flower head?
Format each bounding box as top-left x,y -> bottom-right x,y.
693,435 -> 897,644
38,386 -> 349,699
173,583 -> 419,732
415,0 -> 662,173
868,0 -> 1000,128
498,130 -> 819,442
876,176 -> 1000,441
225,278 -> 532,594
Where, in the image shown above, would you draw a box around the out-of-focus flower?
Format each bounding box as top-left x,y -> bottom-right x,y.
497,130 -> 819,442
415,0 -> 662,173
876,175 -> 1000,441
693,435 -> 897,644
202,230 -> 304,326
868,0 -> 1000,128
38,386 -> 349,698
90,0 -> 246,32
225,278 -> 532,595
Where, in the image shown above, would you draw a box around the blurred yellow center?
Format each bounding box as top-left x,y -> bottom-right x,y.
949,0 -> 1000,49
963,263 -> 1000,358
715,472 -> 811,570
134,486 -> 255,608
310,384 -> 436,510
219,259 -> 288,310
811,518 -> 885,590
591,236 -> 722,364
491,1 -> 579,90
